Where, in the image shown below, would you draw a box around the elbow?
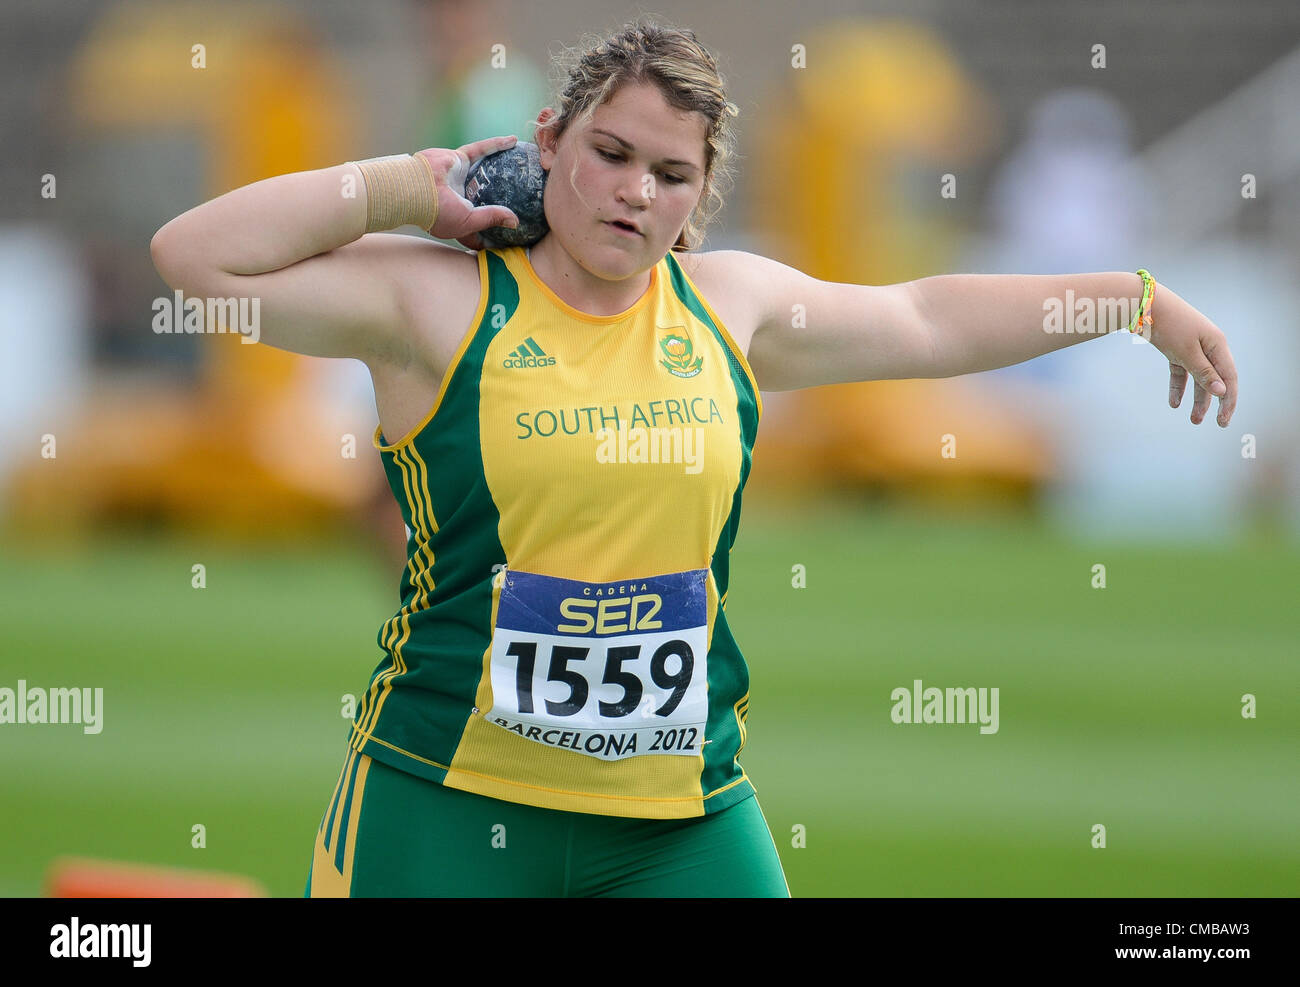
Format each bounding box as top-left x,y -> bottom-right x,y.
150,216 -> 180,260
150,224 -> 180,285
150,222 -> 211,291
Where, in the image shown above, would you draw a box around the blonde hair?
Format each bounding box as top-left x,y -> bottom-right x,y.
536,17 -> 739,251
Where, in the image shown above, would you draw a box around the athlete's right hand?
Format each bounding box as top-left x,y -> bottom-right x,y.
416,136 -> 522,251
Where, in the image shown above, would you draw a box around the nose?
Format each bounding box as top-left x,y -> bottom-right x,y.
616,168 -> 652,209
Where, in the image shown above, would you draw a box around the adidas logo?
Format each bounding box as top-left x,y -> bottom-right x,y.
502,336 -> 557,369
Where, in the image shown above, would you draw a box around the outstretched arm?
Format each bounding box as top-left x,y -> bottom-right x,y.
914,271 -> 1237,427
738,252 -> 1237,427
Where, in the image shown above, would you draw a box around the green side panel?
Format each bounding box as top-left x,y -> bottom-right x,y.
358,250 -> 520,771
664,250 -> 761,804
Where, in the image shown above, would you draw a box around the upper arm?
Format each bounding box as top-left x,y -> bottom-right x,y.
730,251 -> 937,391
149,231 -> 447,368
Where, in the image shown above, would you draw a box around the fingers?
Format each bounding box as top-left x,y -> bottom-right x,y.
1205,335 -> 1239,427
457,134 -> 518,165
1186,350 -> 1227,425
1168,363 -> 1188,408
1189,357 -> 1227,399
1183,337 -> 1239,427
453,209 -> 519,251
474,206 -> 519,231
1190,377 -> 1211,425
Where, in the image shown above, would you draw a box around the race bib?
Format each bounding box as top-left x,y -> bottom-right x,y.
483,566 -> 709,761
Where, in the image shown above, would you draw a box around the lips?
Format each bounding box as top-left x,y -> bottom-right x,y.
606,219 -> 641,235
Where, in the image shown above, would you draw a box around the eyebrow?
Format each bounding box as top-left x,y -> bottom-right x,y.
590,129 -> 702,171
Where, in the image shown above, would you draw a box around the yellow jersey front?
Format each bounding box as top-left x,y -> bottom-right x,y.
348,244 -> 763,818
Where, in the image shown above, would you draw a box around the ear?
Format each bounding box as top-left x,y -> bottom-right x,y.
534,108 -> 559,168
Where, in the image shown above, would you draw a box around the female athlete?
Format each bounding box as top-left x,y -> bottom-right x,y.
150,19 -> 1238,898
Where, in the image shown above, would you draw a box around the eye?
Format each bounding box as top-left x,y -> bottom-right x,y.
597,148 -> 687,185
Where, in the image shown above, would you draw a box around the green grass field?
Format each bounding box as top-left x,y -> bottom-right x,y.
2,494 -> 1297,897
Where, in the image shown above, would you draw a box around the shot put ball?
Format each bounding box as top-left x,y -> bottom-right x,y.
463,140 -> 549,248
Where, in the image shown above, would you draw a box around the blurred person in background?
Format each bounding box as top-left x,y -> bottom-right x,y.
149,17 -> 1239,898
411,0 -> 549,154
971,85 -> 1298,538
745,19 -> 1053,503
0,230 -> 90,498
980,88 -> 1150,386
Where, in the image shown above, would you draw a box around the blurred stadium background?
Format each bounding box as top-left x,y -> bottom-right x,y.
1,0 -> 1297,897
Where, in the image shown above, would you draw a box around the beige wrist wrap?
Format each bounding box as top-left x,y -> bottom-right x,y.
351,154 -> 439,233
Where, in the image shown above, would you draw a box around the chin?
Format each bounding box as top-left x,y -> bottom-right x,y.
566,232 -> 652,279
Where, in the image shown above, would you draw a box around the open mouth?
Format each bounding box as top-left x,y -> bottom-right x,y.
607,220 -> 640,235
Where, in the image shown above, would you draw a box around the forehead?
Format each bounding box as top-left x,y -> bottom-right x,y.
581,84 -> 708,169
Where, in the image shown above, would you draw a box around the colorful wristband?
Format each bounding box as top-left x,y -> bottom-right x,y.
1126,269 -> 1156,337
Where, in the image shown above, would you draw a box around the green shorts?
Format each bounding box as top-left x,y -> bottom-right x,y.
305,748 -> 790,897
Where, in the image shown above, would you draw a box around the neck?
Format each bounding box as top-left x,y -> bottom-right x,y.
528,236 -> 652,317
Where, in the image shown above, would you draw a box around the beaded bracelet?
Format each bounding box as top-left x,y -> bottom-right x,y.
1126,269 -> 1156,337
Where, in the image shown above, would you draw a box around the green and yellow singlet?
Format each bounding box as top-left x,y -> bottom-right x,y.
347,244 -> 762,819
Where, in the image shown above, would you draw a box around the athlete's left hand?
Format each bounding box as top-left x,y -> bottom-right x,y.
1147,282 -> 1239,427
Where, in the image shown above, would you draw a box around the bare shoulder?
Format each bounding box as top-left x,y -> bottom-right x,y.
671,249 -> 770,357
673,248 -> 820,360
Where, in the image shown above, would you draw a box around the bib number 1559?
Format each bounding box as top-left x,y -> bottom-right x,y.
484,568 -> 710,761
